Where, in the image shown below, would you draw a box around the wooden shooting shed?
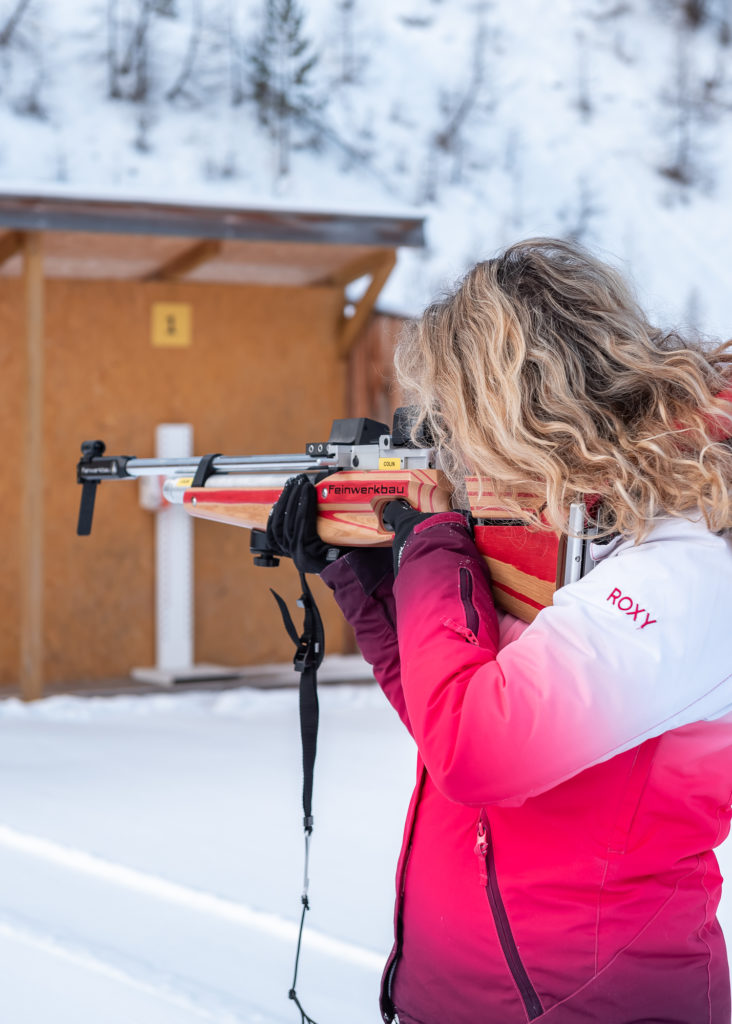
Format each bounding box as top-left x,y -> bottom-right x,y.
0,193 -> 423,699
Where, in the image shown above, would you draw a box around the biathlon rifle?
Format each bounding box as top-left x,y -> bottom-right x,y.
76,408 -> 598,623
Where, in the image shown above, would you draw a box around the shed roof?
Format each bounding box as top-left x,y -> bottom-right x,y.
0,193 -> 424,286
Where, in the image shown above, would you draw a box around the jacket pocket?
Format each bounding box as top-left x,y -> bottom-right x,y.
607,736 -> 661,855
441,566 -> 483,645
460,566 -> 480,635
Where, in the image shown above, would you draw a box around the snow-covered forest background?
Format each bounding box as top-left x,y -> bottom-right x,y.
0,0 -> 731,334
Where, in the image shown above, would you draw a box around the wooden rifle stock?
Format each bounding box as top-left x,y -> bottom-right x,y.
171,469 -> 566,623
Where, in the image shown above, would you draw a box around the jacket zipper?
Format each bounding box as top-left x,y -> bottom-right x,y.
463,569 -> 543,1013
459,566 -> 480,635
476,815 -> 543,1020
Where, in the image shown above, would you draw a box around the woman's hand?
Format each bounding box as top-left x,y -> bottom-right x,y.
265,474 -> 348,574
382,499 -> 437,575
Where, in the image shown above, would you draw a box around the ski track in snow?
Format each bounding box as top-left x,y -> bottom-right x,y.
0,823 -> 384,973
0,820 -> 384,1024
0,915 -> 249,1024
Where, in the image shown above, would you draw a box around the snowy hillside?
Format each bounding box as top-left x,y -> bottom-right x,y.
1,0 -> 732,333
0,0 -> 730,332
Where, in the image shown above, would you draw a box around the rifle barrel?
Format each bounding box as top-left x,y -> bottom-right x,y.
116,454 -> 339,478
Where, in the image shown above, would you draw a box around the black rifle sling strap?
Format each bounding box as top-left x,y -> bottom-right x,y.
270,570 -> 324,1024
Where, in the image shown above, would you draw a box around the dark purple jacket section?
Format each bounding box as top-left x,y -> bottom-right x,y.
322,549 -> 412,734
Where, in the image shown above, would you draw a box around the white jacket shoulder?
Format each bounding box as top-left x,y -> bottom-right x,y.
493,516 -> 732,789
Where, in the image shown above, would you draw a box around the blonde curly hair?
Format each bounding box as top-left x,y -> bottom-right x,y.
395,238 -> 732,540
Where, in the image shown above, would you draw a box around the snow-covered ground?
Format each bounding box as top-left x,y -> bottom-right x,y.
0,682 -> 416,1024
0,679 -> 731,1023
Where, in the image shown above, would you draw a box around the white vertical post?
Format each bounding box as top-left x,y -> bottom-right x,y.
155,423 -> 194,672
133,424 -> 240,685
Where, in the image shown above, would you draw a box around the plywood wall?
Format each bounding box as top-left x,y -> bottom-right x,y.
347,312 -> 406,428
0,281 -> 23,689
0,278 -> 347,688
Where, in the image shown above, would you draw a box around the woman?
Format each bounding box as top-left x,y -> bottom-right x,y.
268,238 -> 732,1023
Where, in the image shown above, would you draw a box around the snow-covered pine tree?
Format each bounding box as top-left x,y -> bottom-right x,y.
248,0 -> 321,180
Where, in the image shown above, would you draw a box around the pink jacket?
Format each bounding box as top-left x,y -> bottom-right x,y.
322,511 -> 732,1024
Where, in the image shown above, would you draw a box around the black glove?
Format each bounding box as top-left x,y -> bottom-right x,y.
266,474 -> 347,574
382,499 -> 435,575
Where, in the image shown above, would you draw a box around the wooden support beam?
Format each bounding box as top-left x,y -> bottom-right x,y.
314,248 -> 394,288
19,231 -> 45,700
336,249 -> 396,360
0,230 -> 23,267
143,239 -> 222,281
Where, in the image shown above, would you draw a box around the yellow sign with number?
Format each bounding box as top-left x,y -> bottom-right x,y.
151,303 -> 193,348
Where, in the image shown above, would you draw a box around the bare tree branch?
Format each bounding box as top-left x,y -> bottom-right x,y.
107,0 -> 121,97
433,23 -> 486,154
119,0 -> 154,76
0,0 -> 32,48
166,0 -> 203,102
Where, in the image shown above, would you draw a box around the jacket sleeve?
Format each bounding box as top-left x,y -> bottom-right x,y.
321,549 -> 412,734
393,512 -> 732,805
